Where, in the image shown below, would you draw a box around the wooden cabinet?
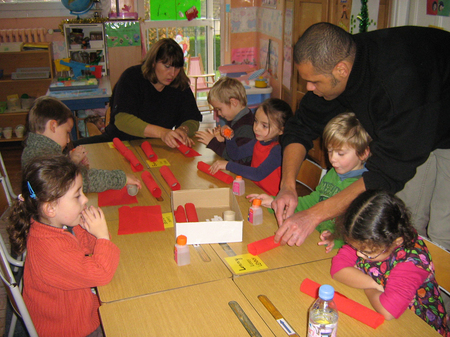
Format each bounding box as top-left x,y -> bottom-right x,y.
0,43 -> 53,142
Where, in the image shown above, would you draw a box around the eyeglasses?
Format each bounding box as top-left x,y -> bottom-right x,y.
346,243 -> 389,260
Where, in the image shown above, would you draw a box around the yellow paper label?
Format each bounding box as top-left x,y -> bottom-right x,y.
108,141 -> 131,148
162,212 -> 174,228
225,254 -> 268,274
147,158 -> 170,167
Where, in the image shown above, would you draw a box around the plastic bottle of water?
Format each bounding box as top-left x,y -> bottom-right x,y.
308,285 -> 338,337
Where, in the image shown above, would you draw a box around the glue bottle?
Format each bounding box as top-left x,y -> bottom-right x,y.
232,176 -> 245,196
308,284 -> 338,337
248,199 -> 263,225
174,235 -> 190,266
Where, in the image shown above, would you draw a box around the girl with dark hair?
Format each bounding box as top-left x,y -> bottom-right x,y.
75,38 -> 202,148
331,189 -> 449,336
8,155 -> 120,337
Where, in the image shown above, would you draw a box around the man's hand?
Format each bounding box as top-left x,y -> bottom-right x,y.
274,208 -> 318,246
272,187 -> 298,225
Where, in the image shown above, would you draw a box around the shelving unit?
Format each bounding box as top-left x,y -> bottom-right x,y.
63,23 -> 108,76
0,42 -> 53,142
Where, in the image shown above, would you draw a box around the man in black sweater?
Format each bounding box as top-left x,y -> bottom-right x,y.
273,22 -> 450,250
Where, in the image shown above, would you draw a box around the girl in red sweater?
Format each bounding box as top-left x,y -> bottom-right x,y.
8,155 -> 120,337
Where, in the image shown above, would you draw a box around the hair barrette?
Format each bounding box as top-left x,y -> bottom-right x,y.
27,181 -> 37,199
18,194 -> 25,202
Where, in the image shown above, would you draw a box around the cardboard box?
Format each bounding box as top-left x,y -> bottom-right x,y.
172,188 -> 243,244
0,42 -> 23,53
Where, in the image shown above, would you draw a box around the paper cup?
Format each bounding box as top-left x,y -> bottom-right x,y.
127,184 -> 138,196
3,127 -> 12,139
223,210 -> 236,221
15,124 -> 25,138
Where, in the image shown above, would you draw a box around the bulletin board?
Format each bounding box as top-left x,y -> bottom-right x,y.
150,0 -> 201,21
105,21 -> 141,47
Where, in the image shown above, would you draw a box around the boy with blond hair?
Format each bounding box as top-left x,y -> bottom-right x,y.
248,112 -> 372,251
196,77 -> 255,165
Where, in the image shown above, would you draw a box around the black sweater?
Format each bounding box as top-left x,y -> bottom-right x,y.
282,26 -> 450,192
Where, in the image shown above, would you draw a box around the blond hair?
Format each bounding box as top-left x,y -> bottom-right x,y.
207,77 -> 247,107
323,112 -> 371,157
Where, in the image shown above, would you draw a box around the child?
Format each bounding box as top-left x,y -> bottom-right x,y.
331,190 -> 449,336
195,77 -> 255,165
248,112 -> 371,251
209,98 -> 293,196
22,96 -> 141,193
8,155 -> 120,337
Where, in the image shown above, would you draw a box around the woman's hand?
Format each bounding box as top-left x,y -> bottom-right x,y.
81,205 -> 110,240
195,129 -> 215,145
175,126 -> 194,147
246,193 -> 273,208
209,160 -> 228,175
161,129 -> 192,148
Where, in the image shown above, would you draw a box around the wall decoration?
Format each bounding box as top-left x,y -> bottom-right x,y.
230,7 -> 257,33
105,21 -> 141,47
350,0 -> 380,34
259,8 -> 283,40
231,47 -> 257,64
262,0 -> 277,9
282,7 -> 293,89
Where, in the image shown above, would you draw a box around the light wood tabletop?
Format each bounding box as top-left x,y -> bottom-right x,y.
233,259 -> 440,337
99,278 -> 275,337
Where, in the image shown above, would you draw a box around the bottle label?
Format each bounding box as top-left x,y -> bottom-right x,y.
174,246 -> 178,264
248,208 -> 254,223
232,181 -> 240,195
308,320 -> 337,337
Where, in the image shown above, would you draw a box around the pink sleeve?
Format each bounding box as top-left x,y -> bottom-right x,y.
330,244 -> 358,277
379,262 -> 430,318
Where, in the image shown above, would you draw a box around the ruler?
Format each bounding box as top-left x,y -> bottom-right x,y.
258,295 -> 300,336
228,301 -> 262,337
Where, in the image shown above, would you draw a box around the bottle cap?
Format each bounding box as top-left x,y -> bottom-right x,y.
176,235 -> 187,245
252,199 -> 261,207
223,128 -> 232,138
318,284 -> 335,301
236,176 -> 242,180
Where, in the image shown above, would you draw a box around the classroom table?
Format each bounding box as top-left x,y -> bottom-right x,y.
99,278 -> 275,337
233,259 -> 440,337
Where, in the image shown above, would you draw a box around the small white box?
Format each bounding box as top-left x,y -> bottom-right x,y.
0,42 -> 23,53
89,41 -> 103,49
172,188 -> 243,245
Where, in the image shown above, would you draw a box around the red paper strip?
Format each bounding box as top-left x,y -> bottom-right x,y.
176,139 -> 201,157
159,165 -> 180,190
185,203 -> 199,222
141,171 -> 162,198
197,161 -> 233,184
113,137 -> 128,155
98,187 -> 138,207
300,278 -> 385,329
174,205 -> 187,222
141,141 -> 158,162
247,235 -> 280,255
113,138 -> 144,171
118,205 -> 165,235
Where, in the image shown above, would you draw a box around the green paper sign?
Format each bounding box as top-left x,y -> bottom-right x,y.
105,21 -> 141,48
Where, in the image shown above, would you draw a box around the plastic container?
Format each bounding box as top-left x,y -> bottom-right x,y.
174,235 -> 190,266
248,199 -> 263,225
232,176 -> 245,196
308,284 -> 338,337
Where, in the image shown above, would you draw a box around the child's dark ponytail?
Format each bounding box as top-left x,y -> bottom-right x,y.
7,155 -> 80,254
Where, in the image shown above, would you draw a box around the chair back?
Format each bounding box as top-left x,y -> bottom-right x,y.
422,237 -> 450,294
0,233 -> 38,337
0,152 -> 17,208
186,54 -> 216,113
296,158 -> 327,192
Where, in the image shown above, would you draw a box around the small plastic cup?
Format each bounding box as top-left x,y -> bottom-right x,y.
3,127 -> 12,139
127,184 -> 138,196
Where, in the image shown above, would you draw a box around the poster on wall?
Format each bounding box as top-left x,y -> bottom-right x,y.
260,39 -> 278,79
231,47 -> 257,65
336,0 -> 352,32
350,0 -> 380,34
427,0 -> 450,16
105,21 -> 141,47
262,0 -> 277,9
149,0 -> 201,20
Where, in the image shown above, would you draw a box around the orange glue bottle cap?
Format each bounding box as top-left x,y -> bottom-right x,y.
223,128 -> 232,137
252,199 -> 261,207
236,175 -> 243,180
176,235 -> 187,245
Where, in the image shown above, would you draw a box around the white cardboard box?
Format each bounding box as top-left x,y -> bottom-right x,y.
0,42 -> 23,53
172,188 -> 243,244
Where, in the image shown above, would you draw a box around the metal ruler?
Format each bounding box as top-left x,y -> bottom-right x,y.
228,301 -> 262,337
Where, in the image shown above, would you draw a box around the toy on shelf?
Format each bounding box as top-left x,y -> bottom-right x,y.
59,59 -> 96,79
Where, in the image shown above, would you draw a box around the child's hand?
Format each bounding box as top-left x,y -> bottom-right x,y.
221,126 -> 234,140
246,193 -> 273,208
195,129 -> 215,145
81,205 -> 110,240
70,146 -> 89,166
212,126 -> 225,142
318,230 -> 335,253
126,174 -> 142,189
209,160 -> 228,175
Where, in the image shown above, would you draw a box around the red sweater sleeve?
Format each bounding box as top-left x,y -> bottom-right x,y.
331,244 -> 358,277
379,262 -> 430,318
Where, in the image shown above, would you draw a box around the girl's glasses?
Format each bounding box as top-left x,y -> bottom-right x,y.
346,243 -> 389,260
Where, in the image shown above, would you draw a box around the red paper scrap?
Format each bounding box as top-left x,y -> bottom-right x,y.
98,187 -> 138,207
300,278 -> 385,329
247,235 -> 280,255
197,161 -> 233,184
118,205 -> 165,235
176,139 -> 201,157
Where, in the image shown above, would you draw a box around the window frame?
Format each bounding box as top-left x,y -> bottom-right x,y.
0,2 -> 69,18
